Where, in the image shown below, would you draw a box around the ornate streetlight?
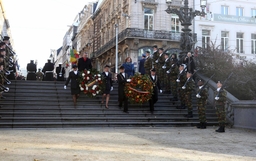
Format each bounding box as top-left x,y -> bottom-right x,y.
165,0 -> 207,57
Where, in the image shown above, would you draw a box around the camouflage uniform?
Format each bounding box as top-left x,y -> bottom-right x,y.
196,87 -> 208,123
215,89 -> 227,128
177,71 -> 186,108
155,52 -> 165,87
183,77 -> 195,117
163,57 -> 171,93
152,50 -> 159,69
169,62 -> 179,100
144,56 -> 153,75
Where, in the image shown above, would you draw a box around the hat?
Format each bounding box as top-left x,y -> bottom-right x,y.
104,65 -> 110,68
153,45 -> 158,48
146,51 -> 150,54
197,80 -> 204,86
72,64 -> 78,68
3,36 -> 10,41
158,48 -> 164,51
142,54 -> 146,57
119,66 -> 125,69
30,60 -> 34,63
165,53 -> 170,56
0,48 -> 5,52
150,68 -> 156,72
180,64 -> 187,69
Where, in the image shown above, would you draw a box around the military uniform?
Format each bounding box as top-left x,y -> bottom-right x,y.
176,66 -> 187,109
196,81 -> 208,129
117,68 -> 128,112
163,54 -> 171,93
42,60 -> 54,81
155,48 -> 165,88
56,64 -> 65,81
182,75 -> 195,118
144,55 -> 153,75
36,69 -> 44,81
26,60 -> 37,80
168,60 -> 179,101
215,86 -> 227,132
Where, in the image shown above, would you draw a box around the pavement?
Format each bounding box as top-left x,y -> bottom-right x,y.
0,126 -> 256,161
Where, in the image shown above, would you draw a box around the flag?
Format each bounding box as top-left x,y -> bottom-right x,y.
70,49 -> 79,64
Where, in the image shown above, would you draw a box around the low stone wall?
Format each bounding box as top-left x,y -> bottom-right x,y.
231,101 -> 256,130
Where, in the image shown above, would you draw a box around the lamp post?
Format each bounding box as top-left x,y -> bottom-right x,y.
165,0 -> 207,57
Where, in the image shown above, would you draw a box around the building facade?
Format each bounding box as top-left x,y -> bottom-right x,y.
192,0 -> 256,63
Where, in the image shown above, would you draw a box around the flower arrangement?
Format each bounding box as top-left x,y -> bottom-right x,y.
79,69 -> 104,97
124,73 -> 153,104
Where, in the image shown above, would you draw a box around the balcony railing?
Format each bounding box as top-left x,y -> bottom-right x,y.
94,28 -> 182,57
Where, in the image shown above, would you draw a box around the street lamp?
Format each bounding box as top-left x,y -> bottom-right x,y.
166,0 -> 207,57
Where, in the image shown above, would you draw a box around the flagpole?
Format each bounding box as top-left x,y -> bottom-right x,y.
115,24 -> 118,74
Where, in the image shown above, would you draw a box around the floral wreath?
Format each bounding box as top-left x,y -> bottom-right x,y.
124,73 -> 153,104
79,69 -> 104,97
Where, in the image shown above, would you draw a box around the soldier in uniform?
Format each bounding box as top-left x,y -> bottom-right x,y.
162,53 -> 171,93
176,64 -> 187,109
143,51 -> 152,75
168,54 -> 179,101
155,48 -> 165,88
36,69 -> 44,81
117,66 -> 129,113
26,60 -> 37,80
152,45 -> 158,68
196,80 -> 208,129
182,72 -> 195,118
56,63 -> 65,81
148,68 -> 162,113
42,59 -> 54,81
214,81 -> 227,133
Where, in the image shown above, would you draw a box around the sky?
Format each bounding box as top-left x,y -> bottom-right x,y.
2,0 -> 92,69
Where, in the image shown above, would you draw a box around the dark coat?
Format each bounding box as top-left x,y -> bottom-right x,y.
148,75 -> 161,111
139,58 -> 146,75
183,56 -> 195,74
26,62 -> 37,80
102,72 -> 113,94
56,66 -> 65,81
42,62 -> 54,73
77,57 -> 92,71
117,72 -> 128,111
65,71 -> 80,95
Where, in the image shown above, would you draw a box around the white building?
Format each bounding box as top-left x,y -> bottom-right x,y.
192,0 -> 256,63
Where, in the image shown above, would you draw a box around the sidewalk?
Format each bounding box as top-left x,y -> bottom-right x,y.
0,127 -> 255,161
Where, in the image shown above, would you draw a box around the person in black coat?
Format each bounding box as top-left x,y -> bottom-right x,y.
117,66 -> 130,113
139,54 -> 146,75
42,59 -> 54,81
77,52 -> 92,71
183,52 -> 195,74
26,60 -> 37,80
148,68 -> 162,113
64,64 -> 80,106
56,63 -> 65,81
101,65 -> 113,109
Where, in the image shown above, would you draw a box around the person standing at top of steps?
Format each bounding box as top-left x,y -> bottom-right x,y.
77,52 -> 92,72
64,64 -> 80,106
42,59 -> 54,81
101,65 -> 113,109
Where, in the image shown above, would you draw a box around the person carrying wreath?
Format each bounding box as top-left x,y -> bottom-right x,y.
101,65 -> 113,109
117,66 -> 130,113
64,64 -> 80,106
148,68 -> 162,113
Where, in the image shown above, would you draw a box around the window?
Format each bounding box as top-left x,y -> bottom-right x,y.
221,31 -> 229,51
236,33 -> 244,54
202,30 -> 210,49
144,8 -> 154,30
251,34 -> 256,54
171,16 -> 180,33
251,9 -> 256,18
221,6 -> 228,15
236,7 -> 243,16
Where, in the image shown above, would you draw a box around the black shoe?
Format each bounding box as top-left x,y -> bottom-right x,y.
118,104 -> 122,108
123,110 -> 129,113
172,97 -> 178,101
176,104 -> 186,109
215,126 -> 225,132
1,96 -> 6,99
197,122 -> 206,129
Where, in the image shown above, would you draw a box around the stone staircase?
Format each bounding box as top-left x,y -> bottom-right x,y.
0,80 -> 219,128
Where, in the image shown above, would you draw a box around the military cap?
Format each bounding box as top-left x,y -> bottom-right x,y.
152,45 -> 158,48
0,48 -> 5,52
104,65 -> 110,68
72,64 -> 78,68
165,52 -> 170,56
158,48 -> 164,51
0,42 -> 5,47
142,54 -> 146,57
3,36 -> 10,41
119,66 -> 125,69
150,68 -> 156,72
146,51 -> 150,54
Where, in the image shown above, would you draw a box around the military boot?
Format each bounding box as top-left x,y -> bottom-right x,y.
197,122 -> 206,129
184,111 -> 193,118
215,126 -> 225,132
